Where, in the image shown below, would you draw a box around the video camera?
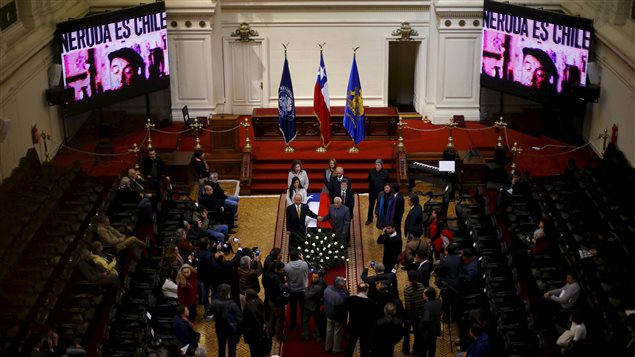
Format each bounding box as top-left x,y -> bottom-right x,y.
309,261 -> 328,277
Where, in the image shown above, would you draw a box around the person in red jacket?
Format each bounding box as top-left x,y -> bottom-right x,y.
177,264 -> 199,322
430,218 -> 453,261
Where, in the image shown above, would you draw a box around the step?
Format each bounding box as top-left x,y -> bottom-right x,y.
251,171 -> 396,182
250,170 -> 396,180
250,162 -> 396,171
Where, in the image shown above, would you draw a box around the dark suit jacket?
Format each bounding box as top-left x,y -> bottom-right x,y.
334,188 -> 355,218
404,204 -> 424,238
393,192 -> 405,226
141,156 -> 167,178
322,204 -> 350,242
361,269 -> 398,299
286,203 -> 318,238
419,298 -> 442,337
210,181 -> 228,200
372,315 -> 404,356
345,295 -> 376,335
434,254 -> 462,290
173,315 -> 199,347
377,232 -> 403,271
416,259 -> 432,287
329,175 -> 352,198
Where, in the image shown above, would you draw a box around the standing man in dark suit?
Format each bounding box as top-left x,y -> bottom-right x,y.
414,251 -> 432,288
286,194 -> 320,249
404,194 -> 424,240
360,262 -> 398,301
370,302 -> 404,357
366,159 -> 390,226
391,183 -> 405,237
329,167 -> 352,200
418,287 -> 443,357
335,179 -> 355,220
320,197 -> 351,247
345,282 -> 375,357
141,148 -> 169,196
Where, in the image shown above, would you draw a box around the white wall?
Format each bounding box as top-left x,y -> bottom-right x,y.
218,0 -> 431,113
0,0 -> 89,182
560,0 -> 635,163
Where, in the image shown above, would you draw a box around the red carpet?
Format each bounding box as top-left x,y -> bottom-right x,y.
272,193 -> 364,356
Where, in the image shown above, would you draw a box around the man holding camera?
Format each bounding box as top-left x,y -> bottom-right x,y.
303,270 -> 327,342
284,248 -> 310,331
265,260 -> 289,341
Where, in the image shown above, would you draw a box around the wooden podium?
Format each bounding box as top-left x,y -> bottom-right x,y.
459,151 -> 487,188
208,114 -> 243,180
209,114 -> 240,152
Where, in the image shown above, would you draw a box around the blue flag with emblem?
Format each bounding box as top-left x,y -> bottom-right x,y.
343,54 -> 365,145
278,56 -> 296,145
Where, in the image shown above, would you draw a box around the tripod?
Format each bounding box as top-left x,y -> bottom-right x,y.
441,288 -> 455,353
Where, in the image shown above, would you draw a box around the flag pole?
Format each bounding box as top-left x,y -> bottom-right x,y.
347,47 -> 361,153
281,43 -> 295,153
316,42 -> 328,153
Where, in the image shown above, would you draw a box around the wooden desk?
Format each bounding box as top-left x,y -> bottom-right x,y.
459,151 -> 487,188
251,106 -> 399,141
160,151 -> 195,192
209,114 -> 240,152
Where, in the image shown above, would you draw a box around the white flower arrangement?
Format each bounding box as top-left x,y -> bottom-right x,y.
300,228 -> 347,269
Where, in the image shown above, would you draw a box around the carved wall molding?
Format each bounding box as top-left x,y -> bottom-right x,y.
221,21 -> 430,28
391,22 -> 419,40
435,11 -> 482,19
230,23 -> 259,42
221,1 -> 430,12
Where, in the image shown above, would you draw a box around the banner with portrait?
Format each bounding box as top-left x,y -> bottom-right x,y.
481,0 -> 594,101
57,2 -> 170,113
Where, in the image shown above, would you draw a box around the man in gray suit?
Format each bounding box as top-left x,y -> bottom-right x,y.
320,197 -> 351,247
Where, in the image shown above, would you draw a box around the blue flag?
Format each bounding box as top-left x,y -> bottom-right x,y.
343,55 -> 365,145
278,56 -> 296,145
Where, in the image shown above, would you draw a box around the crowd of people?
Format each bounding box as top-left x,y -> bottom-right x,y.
64,150 -> 500,357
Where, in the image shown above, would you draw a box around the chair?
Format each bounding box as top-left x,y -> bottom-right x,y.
177,105 -> 209,150
182,105 -> 193,128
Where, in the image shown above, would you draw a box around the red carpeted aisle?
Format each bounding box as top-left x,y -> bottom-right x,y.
273,193 -> 363,357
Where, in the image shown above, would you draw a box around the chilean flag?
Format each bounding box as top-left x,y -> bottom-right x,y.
313,52 -> 331,147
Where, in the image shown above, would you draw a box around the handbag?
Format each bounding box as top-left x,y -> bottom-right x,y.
399,239 -> 422,266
